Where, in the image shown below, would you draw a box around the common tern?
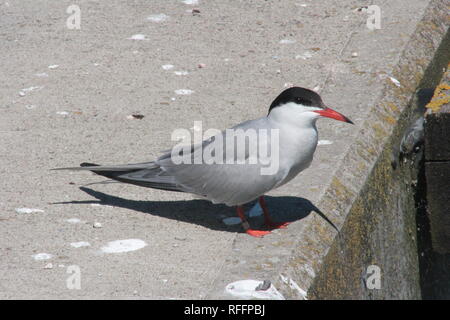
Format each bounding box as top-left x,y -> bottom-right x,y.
55,87 -> 353,237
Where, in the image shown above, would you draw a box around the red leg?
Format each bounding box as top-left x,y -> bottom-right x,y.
236,206 -> 271,237
259,196 -> 290,229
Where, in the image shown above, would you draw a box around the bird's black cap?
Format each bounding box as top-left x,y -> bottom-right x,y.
268,87 -> 325,114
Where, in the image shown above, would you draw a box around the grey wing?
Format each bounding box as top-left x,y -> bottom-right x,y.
156,118 -> 281,206
59,117 -> 282,205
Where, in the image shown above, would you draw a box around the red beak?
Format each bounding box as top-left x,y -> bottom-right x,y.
313,107 -> 354,124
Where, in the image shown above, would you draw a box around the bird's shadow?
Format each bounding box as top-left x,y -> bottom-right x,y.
53,186 -> 337,234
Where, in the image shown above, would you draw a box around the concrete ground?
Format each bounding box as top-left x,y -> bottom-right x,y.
0,0 -> 441,299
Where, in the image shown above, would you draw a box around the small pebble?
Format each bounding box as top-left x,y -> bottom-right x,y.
351,52 -> 358,57
222,217 -> 241,225
93,222 -> 102,228
126,114 -> 144,120
248,202 -> 263,217
354,6 -> 368,13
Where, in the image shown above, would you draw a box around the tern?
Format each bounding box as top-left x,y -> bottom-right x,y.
55,87 -> 353,237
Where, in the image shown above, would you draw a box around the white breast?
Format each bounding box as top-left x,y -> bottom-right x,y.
273,123 -> 318,188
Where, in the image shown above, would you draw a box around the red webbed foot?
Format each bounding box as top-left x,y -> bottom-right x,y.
265,220 -> 290,230
245,229 -> 271,238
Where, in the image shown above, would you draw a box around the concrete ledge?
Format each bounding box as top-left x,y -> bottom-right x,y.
208,0 -> 449,299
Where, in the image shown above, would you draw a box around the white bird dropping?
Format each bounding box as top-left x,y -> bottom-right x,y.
175,89 -> 194,95
225,280 -> 285,300
32,253 -> 53,261
147,14 -> 169,22
100,239 -> 147,253
128,34 -> 147,40
15,208 -> 44,214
